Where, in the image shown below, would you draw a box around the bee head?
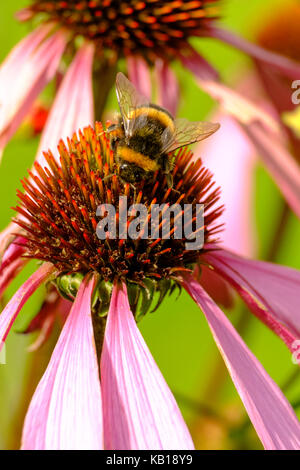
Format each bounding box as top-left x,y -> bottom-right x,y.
119,161 -> 148,184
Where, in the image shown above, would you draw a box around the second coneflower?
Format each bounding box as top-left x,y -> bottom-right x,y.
0,116 -> 300,449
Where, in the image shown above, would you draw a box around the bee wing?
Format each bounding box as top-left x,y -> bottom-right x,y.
116,72 -> 150,137
161,118 -> 220,153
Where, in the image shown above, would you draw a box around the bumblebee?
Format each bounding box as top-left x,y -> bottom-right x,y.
108,72 -> 220,187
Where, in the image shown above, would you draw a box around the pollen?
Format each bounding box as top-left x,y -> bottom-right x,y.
26,0 -> 220,62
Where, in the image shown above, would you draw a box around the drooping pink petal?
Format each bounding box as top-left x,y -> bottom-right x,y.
204,248 -> 300,351
24,287 -> 71,352
206,26 -> 300,80
0,263 -> 55,347
127,56 -> 152,99
198,115 -> 256,257
183,274 -> 300,450
196,264 -> 234,309
190,73 -> 279,132
0,236 -> 27,272
0,26 -> 67,154
178,45 -> 219,82
242,121 -> 300,219
15,8 -> 34,22
255,61 -> 295,115
24,288 -> 69,335
0,221 -> 22,258
101,281 -> 194,450
27,310 -> 56,353
155,59 -> 179,116
35,42 -> 94,168
0,257 -> 27,300
21,275 -> 103,450
181,55 -> 300,218
254,61 -> 300,162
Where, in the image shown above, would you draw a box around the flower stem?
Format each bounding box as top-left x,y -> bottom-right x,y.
93,59 -> 117,121
264,201 -> 290,262
92,312 -> 107,363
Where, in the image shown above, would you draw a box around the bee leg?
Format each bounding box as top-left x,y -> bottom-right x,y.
116,176 -> 137,199
161,155 -> 174,189
129,182 -> 137,201
165,173 -> 173,189
102,174 -> 117,182
165,173 -> 180,196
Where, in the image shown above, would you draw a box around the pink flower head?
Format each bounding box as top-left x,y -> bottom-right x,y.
1,85 -> 300,449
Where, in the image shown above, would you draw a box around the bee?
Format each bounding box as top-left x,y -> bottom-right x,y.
107,72 -> 220,187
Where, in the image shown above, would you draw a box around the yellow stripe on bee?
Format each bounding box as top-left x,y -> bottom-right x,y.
117,146 -> 159,172
128,107 -> 175,132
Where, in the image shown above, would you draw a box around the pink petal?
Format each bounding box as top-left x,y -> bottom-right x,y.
35,42 -> 94,168
196,264 -> 233,309
27,310 -> 56,353
204,248 -> 300,350
0,221 -> 23,258
198,114 -> 256,257
0,262 -> 55,346
0,26 -> 66,152
15,8 -> 34,22
21,276 -> 103,450
182,61 -> 300,218
155,59 -> 179,116
207,26 -> 300,80
178,45 -> 219,81
0,257 -> 27,300
183,274 -> 300,450
255,61 -> 295,115
191,76 -> 279,132
242,121 -> 300,219
24,287 -> 71,352
24,288 -> 68,334
101,281 -> 194,450
254,62 -> 300,161
0,236 -> 26,271
127,56 -> 152,99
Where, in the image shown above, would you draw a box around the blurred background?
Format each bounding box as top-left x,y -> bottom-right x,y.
0,0 -> 300,450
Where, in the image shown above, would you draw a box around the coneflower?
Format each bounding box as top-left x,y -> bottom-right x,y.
0,120 -> 300,449
1,0 -> 300,254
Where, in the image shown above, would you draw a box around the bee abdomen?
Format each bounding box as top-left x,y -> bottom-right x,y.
117,146 -> 159,172
130,106 -> 175,132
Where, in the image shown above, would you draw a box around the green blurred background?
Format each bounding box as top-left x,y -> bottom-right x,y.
0,0 -> 299,450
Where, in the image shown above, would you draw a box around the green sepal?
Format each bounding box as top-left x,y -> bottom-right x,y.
92,278 -> 113,317
135,278 -> 156,323
55,272 -> 84,301
151,279 -> 172,313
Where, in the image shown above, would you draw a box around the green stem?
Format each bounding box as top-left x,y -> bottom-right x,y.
281,367 -> 300,393
264,201 -> 290,262
92,313 -> 107,363
93,59 -> 118,121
